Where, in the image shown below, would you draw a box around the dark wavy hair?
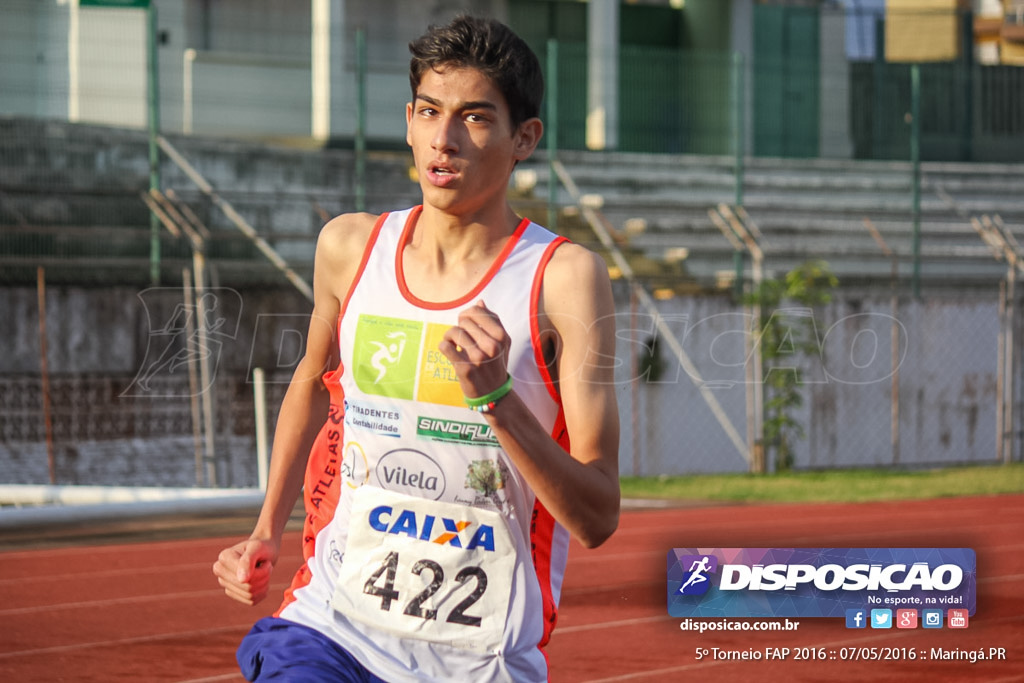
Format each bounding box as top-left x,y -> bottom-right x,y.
408,15 -> 544,128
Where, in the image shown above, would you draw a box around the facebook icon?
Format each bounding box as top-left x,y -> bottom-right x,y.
846,609 -> 867,629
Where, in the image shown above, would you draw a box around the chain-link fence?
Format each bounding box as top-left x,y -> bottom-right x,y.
0,284 -> 306,487
2,279 -> 1018,486
2,1 -> 1023,487
613,290 -> 1013,476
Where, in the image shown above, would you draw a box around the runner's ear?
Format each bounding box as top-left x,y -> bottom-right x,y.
512,118 -> 542,162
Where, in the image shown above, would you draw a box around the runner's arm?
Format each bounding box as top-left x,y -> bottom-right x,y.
441,244 -> 620,548
213,214 -> 375,604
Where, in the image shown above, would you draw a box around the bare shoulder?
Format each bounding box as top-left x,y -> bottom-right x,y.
314,212 -> 379,301
317,212 -> 379,262
541,242 -> 613,316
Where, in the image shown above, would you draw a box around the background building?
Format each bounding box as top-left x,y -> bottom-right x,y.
3,0 -> 1022,161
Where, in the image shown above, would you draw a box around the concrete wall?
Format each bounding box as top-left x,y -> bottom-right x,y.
616,292 -> 1006,475
0,284 -> 1009,486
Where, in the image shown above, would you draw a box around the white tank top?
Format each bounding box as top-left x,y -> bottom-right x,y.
279,206 -> 571,682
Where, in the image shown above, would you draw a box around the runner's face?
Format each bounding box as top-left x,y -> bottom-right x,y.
406,66 -> 538,218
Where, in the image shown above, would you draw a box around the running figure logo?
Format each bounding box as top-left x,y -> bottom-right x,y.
369,331 -> 407,383
677,554 -> 718,595
352,315 -> 422,400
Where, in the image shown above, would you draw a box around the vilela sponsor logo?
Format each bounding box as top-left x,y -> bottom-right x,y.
417,416 -> 498,447
375,448 -> 446,500
345,398 -> 401,438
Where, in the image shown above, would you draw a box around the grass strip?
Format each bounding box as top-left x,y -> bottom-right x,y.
620,463 -> 1024,504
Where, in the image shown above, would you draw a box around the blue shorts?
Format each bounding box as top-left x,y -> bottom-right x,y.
237,616 -> 388,682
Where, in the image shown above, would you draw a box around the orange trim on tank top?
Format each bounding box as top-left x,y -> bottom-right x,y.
395,206 -> 531,310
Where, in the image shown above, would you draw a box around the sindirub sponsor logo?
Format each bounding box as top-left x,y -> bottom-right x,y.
417,416 -> 498,447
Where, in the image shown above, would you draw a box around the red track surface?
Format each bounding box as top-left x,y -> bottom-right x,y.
2,495 -> 1022,682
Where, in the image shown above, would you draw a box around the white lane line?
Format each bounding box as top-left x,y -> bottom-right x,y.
0,562 -> 214,585
0,580 -> 293,616
0,589 -> 222,616
173,674 -> 244,683
0,623 -> 253,659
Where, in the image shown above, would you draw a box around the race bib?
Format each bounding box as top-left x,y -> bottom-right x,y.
331,486 -> 516,653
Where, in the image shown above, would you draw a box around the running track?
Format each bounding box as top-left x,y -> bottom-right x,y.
1,495 -> 1021,682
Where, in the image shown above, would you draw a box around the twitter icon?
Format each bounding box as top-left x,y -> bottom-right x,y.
870,609 -> 893,629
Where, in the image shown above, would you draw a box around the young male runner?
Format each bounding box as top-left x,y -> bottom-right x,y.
213,15 -> 620,681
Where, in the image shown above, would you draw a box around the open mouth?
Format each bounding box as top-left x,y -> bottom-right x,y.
426,162 -> 460,187
430,163 -> 457,176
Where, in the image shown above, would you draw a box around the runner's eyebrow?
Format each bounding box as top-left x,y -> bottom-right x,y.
415,93 -> 498,113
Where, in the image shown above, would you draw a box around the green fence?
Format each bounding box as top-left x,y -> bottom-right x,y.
538,43 -> 1024,163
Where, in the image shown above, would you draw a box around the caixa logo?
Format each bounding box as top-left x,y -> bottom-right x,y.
367,505 -> 496,552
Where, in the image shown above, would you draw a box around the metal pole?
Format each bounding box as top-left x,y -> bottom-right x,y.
863,217 -> 901,464
148,2 -> 161,285
630,289 -> 640,476
733,51 -> 745,208
253,367 -> 269,490
37,267 -> 55,485
193,253 -> 217,486
732,52 -> 745,303
355,27 -> 367,212
1005,265 -> 1016,463
546,38 -> 559,233
910,63 -> 921,298
182,267 -> 204,486
997,279 -> 1006,463
183,49 -> 195,134
890,269 -> 901,465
